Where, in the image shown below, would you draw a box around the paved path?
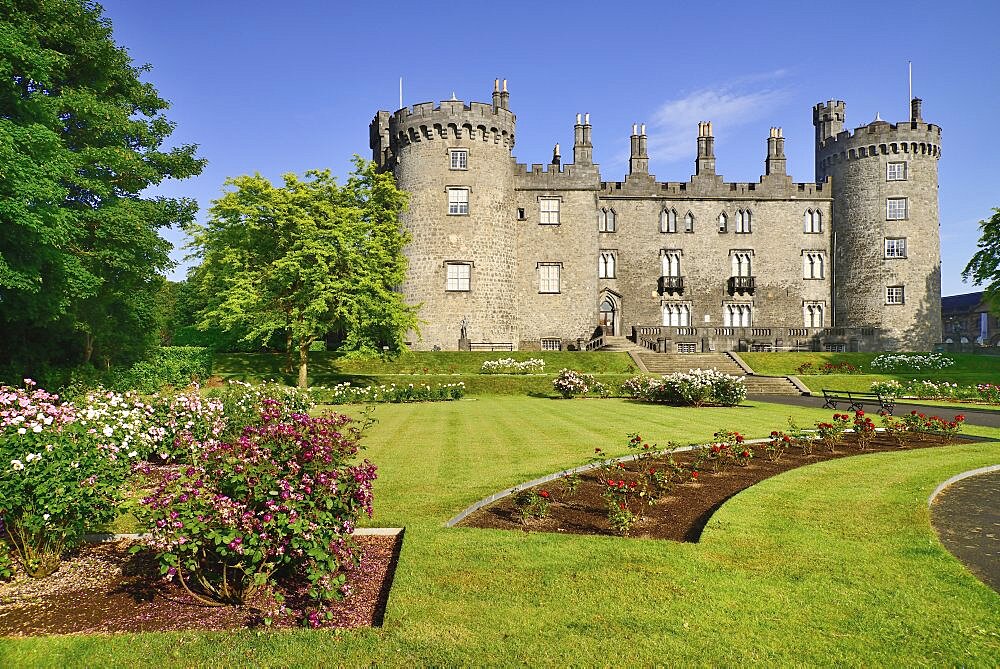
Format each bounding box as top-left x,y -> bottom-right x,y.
930,471 -> 1000,592
747,394 -> 1000,428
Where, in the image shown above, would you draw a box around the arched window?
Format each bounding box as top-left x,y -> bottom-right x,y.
718,212 -> 728,233
804,302 -> 824,327
804,209 -> 822,233
684,212 -> 694,233
660,208 -> 677,233
724,303 -> 752,327
731,252 -> 752,277
661,251 -> 681,277
735,210 -> 751,233
598,251 -> 616,278
599,208 -> 617,233
662,303 -> 691,327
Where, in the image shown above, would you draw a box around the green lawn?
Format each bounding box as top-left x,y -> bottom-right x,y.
3,396 -> 998,666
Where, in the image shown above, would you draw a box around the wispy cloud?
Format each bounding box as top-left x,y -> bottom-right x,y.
644,74 -> 790,163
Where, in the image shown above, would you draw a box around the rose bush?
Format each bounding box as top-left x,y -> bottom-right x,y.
480,358 -> 545,375
0,381 -> 145,576
135,400 -> 377,626
623,369 -> 746,407
552,369 -> 594,398
870,353 -> 954,372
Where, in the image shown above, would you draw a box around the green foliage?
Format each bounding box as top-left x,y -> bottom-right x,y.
186,158 -> 417,387
0,0 -> 205,372
962,207 -> 1000,312
0,540 -> 12,580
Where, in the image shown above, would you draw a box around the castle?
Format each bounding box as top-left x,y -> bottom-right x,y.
370,80 -> 942,353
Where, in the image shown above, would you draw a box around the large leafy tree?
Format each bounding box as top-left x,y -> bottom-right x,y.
0,0 -> 204,370
962,208 -> 1000,312
187,158 -> 417,388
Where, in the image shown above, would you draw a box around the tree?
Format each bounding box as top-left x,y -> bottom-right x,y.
0,0 -> 204,371
186,158 -> 417,388
962,208 -> 1000,312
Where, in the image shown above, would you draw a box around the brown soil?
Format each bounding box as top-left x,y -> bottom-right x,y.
459,434 -> 972,541
0,533 -> 402,637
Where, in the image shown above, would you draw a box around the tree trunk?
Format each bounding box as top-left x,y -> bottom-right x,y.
82,332 -> 94,364
284,329 -> 294,376
297,339 -> 312,389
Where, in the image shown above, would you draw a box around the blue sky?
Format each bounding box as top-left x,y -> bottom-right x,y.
100,0 -> 1000,296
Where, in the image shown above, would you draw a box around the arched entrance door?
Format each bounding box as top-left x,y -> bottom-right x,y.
599,296 -> 617,336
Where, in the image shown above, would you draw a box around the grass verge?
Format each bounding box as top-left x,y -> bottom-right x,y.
3,397 -> 997,666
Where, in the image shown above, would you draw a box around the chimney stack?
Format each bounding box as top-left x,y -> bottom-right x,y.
574,113 -> 593,165
910,97 -> 923,123
629,123 -> 648,175
695,121 -> 716,176
499,78 -> 509,110
765,127 -> 786,176
492,78 -> 501,110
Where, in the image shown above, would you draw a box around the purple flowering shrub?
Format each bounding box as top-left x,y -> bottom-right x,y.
135,400 -> 377,625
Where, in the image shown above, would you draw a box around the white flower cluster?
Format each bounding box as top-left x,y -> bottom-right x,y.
870,353 -> 954,371
480,358 -> 546,375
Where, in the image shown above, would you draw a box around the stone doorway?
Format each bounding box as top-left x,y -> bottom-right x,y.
598,292 -> 620,336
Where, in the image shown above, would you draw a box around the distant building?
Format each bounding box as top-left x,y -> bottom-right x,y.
941,292 -> 1000,348
370,80 -> 943,353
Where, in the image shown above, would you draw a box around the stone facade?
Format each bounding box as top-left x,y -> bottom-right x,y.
370,81 -> 943,352
941,292 -> 1000,349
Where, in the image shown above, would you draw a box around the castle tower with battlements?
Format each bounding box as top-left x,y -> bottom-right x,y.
370,82 -> 942,353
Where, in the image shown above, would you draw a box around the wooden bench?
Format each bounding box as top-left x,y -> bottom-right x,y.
821,389 -> 895,414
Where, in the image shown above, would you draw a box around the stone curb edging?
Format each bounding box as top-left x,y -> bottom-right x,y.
927,465 -> 1000,507
445,436 -> 784,528
83,527 -> 405,544
726,351 -> 755,375
786,375 -> 812,396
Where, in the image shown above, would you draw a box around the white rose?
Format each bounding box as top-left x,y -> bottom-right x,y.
17,427 -> 26,435
102,426 -> 114,437
11,460 -> 24,471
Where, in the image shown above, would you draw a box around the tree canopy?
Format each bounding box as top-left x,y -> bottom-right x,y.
185,158 -> 417,387
0,0 -> 204,371
962,208 -> 1000,312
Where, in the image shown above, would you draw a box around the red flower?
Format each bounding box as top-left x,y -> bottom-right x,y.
741,450 -> 750,458
539,490 -> 550,499
956,415 -> 966,422
691,471 -> 699,479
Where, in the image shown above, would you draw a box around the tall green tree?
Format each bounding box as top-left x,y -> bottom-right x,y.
0,0 -> 205,370
186,158 -> 417,388
962,208 -> 1000,312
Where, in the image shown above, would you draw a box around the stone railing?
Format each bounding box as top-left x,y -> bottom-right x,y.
631,325 -> 884,353
584,333 -> 605,351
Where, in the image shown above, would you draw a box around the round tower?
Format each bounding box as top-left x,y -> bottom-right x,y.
370,81 -> 517,350
814,99 -> 942,351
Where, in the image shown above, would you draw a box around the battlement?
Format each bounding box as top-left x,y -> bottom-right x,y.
514,161 -> 601,189
382,99 -> 517,153
597,177 -> 829,199
816,120 -> 942,172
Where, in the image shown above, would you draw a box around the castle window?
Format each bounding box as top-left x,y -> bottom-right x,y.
449,149 -> 468,170
517,207 -> 526,220
660,208 -> 677,233
445,262 -> 471,291
803,251 -> 825,279
447,188 -> 469,215
884,237 -> 907,258
735,209 -> 752,234
684,212 -> 694,233
886,198 -> 908,220
730,251 -> 752,277
886,285 -> 905,305
539,198 -> 560,225
804,209 -> 823,233
803,301 -> 825,328
718,212 -> 728,233
599,208 -> 617,232
598,251 -> 617,279
540,338 -> 561,351
538,263 -> 561,293
887,162 -> 907,181
724,303 -> 752,327
661,250 -> 681,277
662,302 -> 691,327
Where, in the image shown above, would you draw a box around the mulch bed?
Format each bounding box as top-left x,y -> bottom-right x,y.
459,434 -> 975,541
0,533 -> 402,637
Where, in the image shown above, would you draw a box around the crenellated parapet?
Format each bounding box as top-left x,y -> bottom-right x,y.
370,99 -> 517,170
816,119 -> 942,177
597,177 -> 830,200
515,161 -> 601,190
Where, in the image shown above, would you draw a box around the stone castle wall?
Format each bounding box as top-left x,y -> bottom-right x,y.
371,86 -> 942,352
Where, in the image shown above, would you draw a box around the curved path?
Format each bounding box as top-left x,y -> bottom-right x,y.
930,469 -> 1000,592
748,394 -> 1000,428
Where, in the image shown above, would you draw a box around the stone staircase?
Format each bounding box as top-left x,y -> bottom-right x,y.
635,351 -> 804,396
599,336 -> 648,353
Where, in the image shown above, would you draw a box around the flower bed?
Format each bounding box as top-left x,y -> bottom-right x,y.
871,379 -> 1000,404
870,353 -> 954,372
480,358 -> 545,375
460,411 -> 968,541
312,382 -> 465,405
795,361 -> 862,375
620,369 -> 747,406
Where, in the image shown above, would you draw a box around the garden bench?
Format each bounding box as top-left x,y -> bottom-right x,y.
821,389 -> 895,414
